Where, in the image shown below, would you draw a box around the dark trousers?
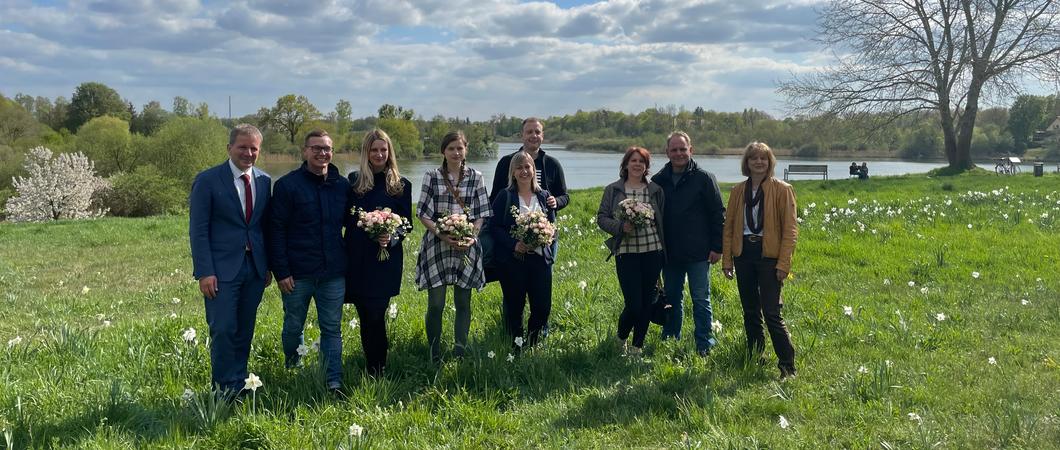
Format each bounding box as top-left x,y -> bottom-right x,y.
203,253 -> 265,393
354,297 -> 390,375
615,250 -> 664,348
498,253 -> 553,348
734,239 -> 796,372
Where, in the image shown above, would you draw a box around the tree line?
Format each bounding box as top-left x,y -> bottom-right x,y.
2,81 -> 1059,220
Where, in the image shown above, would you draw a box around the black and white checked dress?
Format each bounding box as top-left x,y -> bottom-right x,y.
415,167 -> 492,290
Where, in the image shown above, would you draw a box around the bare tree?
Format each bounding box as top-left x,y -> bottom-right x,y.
781,0 -> 1060,171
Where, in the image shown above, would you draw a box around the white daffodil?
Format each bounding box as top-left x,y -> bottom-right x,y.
857,365 -> 869,374
1021,299 -> 1030,306
972,271 -> 980,279
988,357 -> 997,365
487,351 -> 496,359
711,320 -> 722,334
506,353 -> 515,362
6,336 -> 22,348
172,298 -> 181,304
778,415 -> 790,429
81,286 -> 90,294
920,287 -> 929,294
182,327 -> 197,343
883,278 -> 891,285
296,344 -> 310,356
907,412 -> 922,424
244,373 -> 262,391
908,281 -> 916,287
843,306 -> 853,316
935,313 -> 946,321
577,280 -> 587,290
349,318 -> 358,330
514,337 -> 524,347
388,304 -> 398,319
181,388 -> 195,402
349,423 -> 364,438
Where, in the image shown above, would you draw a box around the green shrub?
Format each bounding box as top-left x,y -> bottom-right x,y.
103,165 -> 186,217
795,143 -> 820,157
142,117 -> 228,187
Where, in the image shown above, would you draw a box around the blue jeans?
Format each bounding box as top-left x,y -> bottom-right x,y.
281,276 -> 345,386
661,259 -> 716,352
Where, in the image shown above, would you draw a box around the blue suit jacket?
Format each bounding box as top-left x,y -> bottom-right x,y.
189,161 -> 272,282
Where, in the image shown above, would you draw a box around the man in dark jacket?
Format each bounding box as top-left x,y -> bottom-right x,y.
268,130 -> 350,393
651,131 -> 725,356
490,117 -> 568,211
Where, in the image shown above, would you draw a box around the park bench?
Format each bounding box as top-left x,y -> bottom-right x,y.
784,164 -> 828,181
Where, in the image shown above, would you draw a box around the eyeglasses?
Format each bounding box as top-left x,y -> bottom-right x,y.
307,145 -> 333,155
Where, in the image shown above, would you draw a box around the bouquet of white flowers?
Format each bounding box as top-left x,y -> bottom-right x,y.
615,198 -> 654,231
509,206 -> 556,260
437,212 -> 476,266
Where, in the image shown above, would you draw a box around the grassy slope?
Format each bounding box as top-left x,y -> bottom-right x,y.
0,172 -> 1058,448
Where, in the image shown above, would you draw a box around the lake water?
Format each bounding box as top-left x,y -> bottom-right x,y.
260,143 -> 953,199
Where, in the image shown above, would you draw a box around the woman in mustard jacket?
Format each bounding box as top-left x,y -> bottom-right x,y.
721,142 -> 798,380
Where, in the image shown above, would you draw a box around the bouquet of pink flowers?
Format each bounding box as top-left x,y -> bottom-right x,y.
509,206 -> 556,260
616,198 -> 654,230
352,207 -> 411,261
437,212 -> 476,266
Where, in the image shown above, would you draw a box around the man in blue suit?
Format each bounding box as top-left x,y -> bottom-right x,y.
189,123 -> 272,395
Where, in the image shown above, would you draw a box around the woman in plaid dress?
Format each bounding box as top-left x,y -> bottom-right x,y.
415,131 -> 492,362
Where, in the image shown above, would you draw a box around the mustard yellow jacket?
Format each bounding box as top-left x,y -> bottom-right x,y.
721,177 -> 798,273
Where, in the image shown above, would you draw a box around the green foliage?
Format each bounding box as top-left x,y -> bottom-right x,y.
970,123 -> 1015,157
131,100 -> 171,136
141,117 -> 228,186
377,118 -> 422,160
1008,94 -> 1055,151
75,116 -> 134,175
269,94 -> 321,144
102,165 -> 186,217
66,82 -> 131,132
900,122 -> 943,159
0,95 -> 44,147
377,104 -> 414,121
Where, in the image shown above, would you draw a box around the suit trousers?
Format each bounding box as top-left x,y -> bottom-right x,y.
734,239 -> 796,372
203,252 -> 265,392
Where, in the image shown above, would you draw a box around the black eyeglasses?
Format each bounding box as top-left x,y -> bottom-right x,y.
308,145 -> 334,155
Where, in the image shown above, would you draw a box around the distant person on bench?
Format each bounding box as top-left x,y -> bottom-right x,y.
858,162 -> 869,180
849,162 -> 859,178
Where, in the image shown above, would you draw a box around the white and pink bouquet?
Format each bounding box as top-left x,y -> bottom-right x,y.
615,198 -> 655,231
437,212 -> 476,266
509,206 -> 556,260
353,207 -> 411,261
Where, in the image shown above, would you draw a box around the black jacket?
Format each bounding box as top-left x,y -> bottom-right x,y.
344,171 -> 413,302
268,162 -> 350,280
490,148 -> 569,211
490,188 -> 557,265
650,159 -> 725,264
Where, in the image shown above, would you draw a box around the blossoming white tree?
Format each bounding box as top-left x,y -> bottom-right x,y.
4,146 -> 109,222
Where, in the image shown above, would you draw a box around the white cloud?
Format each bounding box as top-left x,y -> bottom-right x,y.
0,0 -> 829,119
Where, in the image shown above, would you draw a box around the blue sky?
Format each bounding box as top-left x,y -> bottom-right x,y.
0,0 -> 1049,120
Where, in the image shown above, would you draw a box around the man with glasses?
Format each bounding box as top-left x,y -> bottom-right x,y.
268,129 -> 350,393
190,124 -> 272,397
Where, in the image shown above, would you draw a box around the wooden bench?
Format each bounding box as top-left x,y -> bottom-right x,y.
784,164 -> 828,181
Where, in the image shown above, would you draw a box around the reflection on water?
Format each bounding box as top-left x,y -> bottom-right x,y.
258,143 -> 951,199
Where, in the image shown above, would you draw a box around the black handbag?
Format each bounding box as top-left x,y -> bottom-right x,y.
650,278 -> 671,325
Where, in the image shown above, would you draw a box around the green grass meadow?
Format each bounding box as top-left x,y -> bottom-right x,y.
1,172 -> 1059,448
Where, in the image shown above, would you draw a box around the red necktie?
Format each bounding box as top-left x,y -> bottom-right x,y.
241,174 -> 253,223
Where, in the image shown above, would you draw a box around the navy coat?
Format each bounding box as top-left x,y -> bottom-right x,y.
489,187 -> 557,266
267,162 -> 349,280
344,171 -> 413,302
